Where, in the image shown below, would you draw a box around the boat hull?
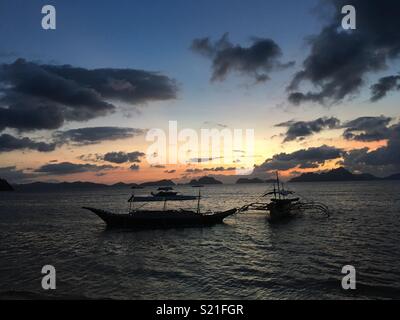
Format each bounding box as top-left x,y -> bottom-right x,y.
83,207 -> 237,229
267,199 -> 299,222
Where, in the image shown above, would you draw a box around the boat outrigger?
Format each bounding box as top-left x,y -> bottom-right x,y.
240,172 -> 330,222
83,186 -> 237,229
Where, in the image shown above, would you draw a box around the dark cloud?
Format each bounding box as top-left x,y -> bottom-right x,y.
129,164 -> 140,171
35,162 -> 116,175
185,168 -> 203,174
0,166 -> 36,183
191,33 -> 294,82
342,116 -> 392,141
203,167 -> 236,172
276,117 -> 340,142
0,126 -> 144,154
164,169 -> 176,174
342,123 -> 400,176
0,134 -> 56,152
0,99 -> 66,132
189,156 -> 223,163
0,59 -> 177,131
256,145 -> 343,171
287,0 -> 400,105
45,63 -> 177,104
102,151 -> 145,164
186,167 -> 236,173
370,74 -> 400,101
95,172 -> 107,177
77,153 -> 101,162
54,127 -> 145,145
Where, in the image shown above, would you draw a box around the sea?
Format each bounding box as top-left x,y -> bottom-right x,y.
0,181 -> 400,300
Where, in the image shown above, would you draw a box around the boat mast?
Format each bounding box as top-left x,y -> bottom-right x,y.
129,189 -> 135,212
197,188 -> 201,214
276,171 -> 281,200
192,185 -> 203,214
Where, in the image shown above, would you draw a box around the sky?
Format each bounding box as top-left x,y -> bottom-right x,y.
1,0 -> 400,184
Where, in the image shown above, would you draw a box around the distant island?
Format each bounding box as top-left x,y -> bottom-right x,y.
385,173 -> 400,180
138,179 -> 176,187
289,167 -> 399,182
0,178 -> 14,191
188,176 -> 223,185
236,177 -> 265,184
12,179 -> 176,192
13,181 -> 133,192
8,167 -> 400,192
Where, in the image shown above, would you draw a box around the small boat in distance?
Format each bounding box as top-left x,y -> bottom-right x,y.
83,186 -> 237,229
131,186 -> 198,202
240,172 -> 330,222
151,186 -> 178,197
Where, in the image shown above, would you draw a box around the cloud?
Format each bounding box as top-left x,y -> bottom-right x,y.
342,123 -> 400,176
95,172 -> 107,177
35,162 -> 116,175
151,164 -> 166,169
287,0 -> 400,105
370,74 -> 400,101
164,169 -> 176,174
341,116 -> 392,141
0,133 -> 56,152
0,166 -> 36,183
191,33 -> 294,82
203,167 -> 236,172
189,156 -> 223,163
256,145 -> 343,171
276,117 -> 340,142
185,167 -> 237,174
0,126 -> 145,154
129,164 -> 140,171
0,59 -> 177,131
102,151 -> 145,164
185,168 -> 203,174
274,115 -> 393,143
54,127 -> 145,145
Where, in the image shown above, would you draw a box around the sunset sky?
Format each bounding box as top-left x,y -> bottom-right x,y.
0,0 -> 399,184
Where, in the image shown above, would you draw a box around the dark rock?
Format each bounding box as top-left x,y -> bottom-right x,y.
0,178 -> 14,191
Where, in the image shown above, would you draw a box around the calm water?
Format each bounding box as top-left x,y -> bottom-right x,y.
1,182 -> 400,300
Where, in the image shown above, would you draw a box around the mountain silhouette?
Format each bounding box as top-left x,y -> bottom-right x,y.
289,167 -> 385,182
189,176 -> 223,185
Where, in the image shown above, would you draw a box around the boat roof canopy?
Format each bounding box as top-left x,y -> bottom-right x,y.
128,195 -> 199,202
157,187 -> 174,191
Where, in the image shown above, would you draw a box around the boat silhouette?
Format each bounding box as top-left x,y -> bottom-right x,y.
83,186 -> 237,229
240,172 -> 330,222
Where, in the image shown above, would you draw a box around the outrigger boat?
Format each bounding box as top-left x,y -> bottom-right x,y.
240,172 -> 330,222
83,186 -> 237,229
